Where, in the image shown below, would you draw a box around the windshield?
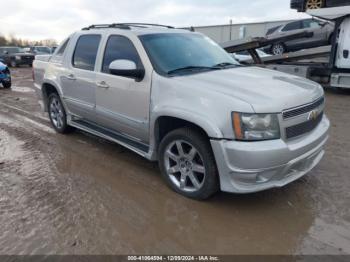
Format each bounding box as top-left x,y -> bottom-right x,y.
4,47 -> 21,54
35,47 -> 51,53
139,33 -> 239,76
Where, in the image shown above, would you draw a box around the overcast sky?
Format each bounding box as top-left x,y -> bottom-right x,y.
0,0 -> 309,42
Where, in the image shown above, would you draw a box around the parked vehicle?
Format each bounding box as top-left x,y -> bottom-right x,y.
291,0 -> 350,12
33,23 -> 330,200
222,7 -> 350,90
267,18 -> 334,55
232,49 -> 270,62
0,46 -> 35,67
51,46 -> 58,53
29,46 -> 52,55
0,61 -> 11,88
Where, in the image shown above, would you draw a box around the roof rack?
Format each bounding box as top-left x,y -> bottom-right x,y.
82,24 -> 130,30
82,23 -> 174,31
120,23 -> 174,29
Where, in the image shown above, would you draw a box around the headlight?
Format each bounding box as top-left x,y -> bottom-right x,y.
15,56 -> 21,60
232,112 -> 280,141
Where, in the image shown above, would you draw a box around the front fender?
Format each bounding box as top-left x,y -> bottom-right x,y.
151,106 -> 223,139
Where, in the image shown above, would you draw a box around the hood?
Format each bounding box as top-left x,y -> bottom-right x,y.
174,66 -> 324,113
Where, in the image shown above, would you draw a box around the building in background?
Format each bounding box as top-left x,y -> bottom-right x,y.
187,20 -> 296,43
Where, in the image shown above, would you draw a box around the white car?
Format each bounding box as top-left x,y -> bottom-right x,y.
33,23 -> 330,200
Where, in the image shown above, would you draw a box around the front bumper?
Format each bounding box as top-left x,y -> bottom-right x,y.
211,115 -> 330,193
15,56 -> 35,65
0,73 -> 11,83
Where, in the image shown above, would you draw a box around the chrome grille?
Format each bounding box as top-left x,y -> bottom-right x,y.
286,112 -> 323,139
283,97 -> 324,119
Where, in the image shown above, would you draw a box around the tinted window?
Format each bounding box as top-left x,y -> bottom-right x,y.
282,21 -> 302,31
56,38 -> 70,56
139,33 -> 239,75
266,26 -> 281,35
73,35 -> 101,71
102,35 -> 142,73
3,47 -> 21,54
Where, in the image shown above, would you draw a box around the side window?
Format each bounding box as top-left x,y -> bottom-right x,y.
282,21 -> 302,32
73,35 -> 101,71
56,38 -> 70,56
102,35 -> 142,74
302,20 -> 311,29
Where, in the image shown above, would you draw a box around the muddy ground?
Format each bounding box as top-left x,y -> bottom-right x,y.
0,67 -> 349,255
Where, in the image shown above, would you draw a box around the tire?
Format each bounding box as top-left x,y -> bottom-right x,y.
158,128 -> 219,200
10,60 -> 17,68
48,93 -> 73,134
3,81 -> 11,89
305,0 -> 325,10
328,33 -> 334,45
271,43 -> 286,55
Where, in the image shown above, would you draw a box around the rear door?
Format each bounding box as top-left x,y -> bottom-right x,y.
61,34 -> 101,122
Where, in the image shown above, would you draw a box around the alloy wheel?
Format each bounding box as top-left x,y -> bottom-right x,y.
272,44 -> 285,55
164,140 -> 206,193
306,0 -> 324,10
49,97 -> 64,129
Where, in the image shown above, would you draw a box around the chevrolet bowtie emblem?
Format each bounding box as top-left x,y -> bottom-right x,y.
308,110 -> 319,121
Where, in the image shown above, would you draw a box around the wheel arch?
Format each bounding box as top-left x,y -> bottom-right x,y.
41,82 -> 62,112
151,113 -> 222,157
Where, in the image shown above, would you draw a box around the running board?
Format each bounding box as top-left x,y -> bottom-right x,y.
69,119 -> 150,157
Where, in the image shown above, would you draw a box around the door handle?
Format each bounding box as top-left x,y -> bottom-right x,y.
66,74 -> 76,81
96,81 -> 110,89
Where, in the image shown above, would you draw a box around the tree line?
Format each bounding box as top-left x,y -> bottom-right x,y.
0,34 -> 58,47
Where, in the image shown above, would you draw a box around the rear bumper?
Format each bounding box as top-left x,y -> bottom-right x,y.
211,115 -> 330,194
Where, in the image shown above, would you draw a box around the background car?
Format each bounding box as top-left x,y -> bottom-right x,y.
29,46 -> 52,55
291,0 -> 350,12
0,46 -> 35,67
0,60 -> 11,88
266,18 -> 334,55
51,46 -> 58,53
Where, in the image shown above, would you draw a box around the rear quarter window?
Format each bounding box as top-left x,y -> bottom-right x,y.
282,21 -> 302,32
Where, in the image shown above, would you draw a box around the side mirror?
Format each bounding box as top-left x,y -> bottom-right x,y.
109,59 -> 145,81
3,51 -> 9,55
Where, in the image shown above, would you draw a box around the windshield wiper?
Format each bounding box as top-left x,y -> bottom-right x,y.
212,62 -> 238,68
167,66 -> 220,75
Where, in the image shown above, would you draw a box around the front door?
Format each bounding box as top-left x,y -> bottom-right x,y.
95,35 -> 151,143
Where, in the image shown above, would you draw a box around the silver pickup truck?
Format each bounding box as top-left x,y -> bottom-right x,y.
33,23 -> 330,200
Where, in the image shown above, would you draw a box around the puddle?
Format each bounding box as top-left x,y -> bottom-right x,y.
11,86 -> 35,93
